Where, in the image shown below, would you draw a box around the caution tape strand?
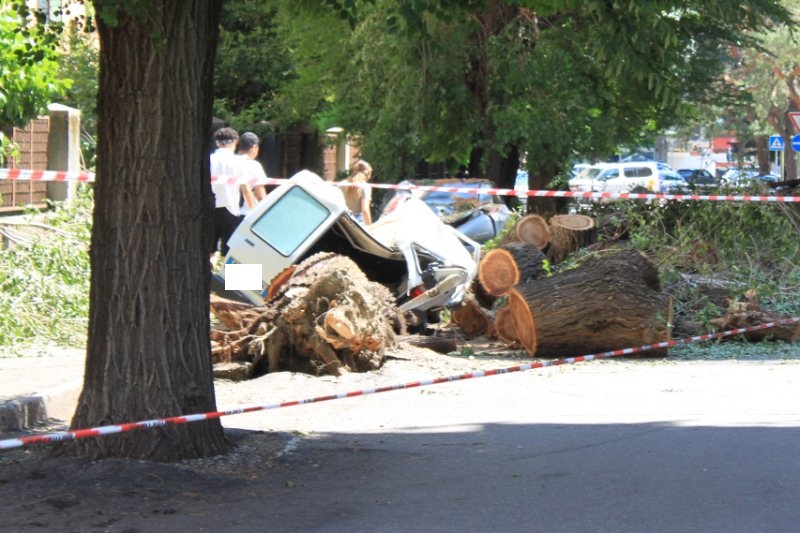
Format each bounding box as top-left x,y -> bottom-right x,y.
1,316 -> 798,452
1,168 -> 798,203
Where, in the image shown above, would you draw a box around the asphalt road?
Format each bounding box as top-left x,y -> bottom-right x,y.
211,358 -> 800,533
2,354 -> 800,532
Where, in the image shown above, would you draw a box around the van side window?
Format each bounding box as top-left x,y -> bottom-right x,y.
599,169 -> 619,180
626,167 -> 653,178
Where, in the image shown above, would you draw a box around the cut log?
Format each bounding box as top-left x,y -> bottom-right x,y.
451,298 -> 490,338
397,334 -> 458,354
507,249 -> 671,357
470,270 -> 497,309
210,252 -> 399,378
514,214 -> 552,250
478,241 -> 549,297
549,214 -> 596,263
493,304 -> 521,349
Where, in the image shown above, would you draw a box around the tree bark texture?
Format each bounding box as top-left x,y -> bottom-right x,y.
549,214 -> 596,263
507,249 -> 671,357
69,1 -> 226,461
573,248 -> 661,292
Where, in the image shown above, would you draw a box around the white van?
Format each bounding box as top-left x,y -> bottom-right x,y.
568,161 -> 678,193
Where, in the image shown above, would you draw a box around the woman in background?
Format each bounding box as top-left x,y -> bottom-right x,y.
341,159 -> 373,225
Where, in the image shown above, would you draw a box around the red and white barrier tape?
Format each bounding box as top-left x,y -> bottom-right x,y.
0,168 -> 94,183
2,168 -> 799,203
1,316 -> 798,452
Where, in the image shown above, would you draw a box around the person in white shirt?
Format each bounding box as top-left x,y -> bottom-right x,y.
235,131 -> 269,217
210,127 -> 254,256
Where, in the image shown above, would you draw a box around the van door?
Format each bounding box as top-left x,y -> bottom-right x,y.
622,166 -> 657,192
594,168 -> 619,192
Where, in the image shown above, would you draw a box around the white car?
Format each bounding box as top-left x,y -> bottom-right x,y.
213,170 -> 480,316
722,169 -> 780,187
568,161 -> 676,194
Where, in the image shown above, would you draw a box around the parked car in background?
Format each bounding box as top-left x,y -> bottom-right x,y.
659,169 -> 690,193
570,163 -> 591,178
677,168 -> 718,188
721,169 -> 779,187
568,161 -> 676,194
515,170 -> 529,192
380,178 -> 512,245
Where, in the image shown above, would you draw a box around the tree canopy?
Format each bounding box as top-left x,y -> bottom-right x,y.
275,0 -> 792,204
0,0 -> 70,160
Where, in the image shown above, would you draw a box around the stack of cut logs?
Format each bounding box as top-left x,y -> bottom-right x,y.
453,213 -> 674,357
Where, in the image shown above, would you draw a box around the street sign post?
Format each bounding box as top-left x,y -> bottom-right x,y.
792,134 -> 800,152
769,134 -> 785,181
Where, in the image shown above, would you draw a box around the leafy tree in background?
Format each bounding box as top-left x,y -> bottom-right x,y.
286,0 -> 792,212
738,0 -> 800,180
213,1 -> 293,138
57,14 -> 99,169
0,0 -> 70,163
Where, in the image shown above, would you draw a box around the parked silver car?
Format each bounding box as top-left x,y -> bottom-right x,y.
380,178 -> 512,246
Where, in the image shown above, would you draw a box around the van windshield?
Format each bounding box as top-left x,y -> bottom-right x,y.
250,186 -> 331,257
576,167 -> 604,180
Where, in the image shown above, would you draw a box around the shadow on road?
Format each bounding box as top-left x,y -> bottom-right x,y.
2,421 -> 799,532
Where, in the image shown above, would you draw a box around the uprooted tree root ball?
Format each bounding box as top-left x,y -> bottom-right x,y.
212,253 -> 404,378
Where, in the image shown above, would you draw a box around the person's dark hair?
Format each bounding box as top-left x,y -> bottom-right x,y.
214,127 -> 239,147
237,131 -> 260,153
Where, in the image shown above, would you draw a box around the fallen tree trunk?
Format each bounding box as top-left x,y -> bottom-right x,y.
573,247 -> 661,292
478,241 -> 549,297
507,249 -> 671,357
451,298 -> 490,338
250,252 -> 398,376
549,214 -> 596,263
494,304 -> 521,349
398,334 -> 458,354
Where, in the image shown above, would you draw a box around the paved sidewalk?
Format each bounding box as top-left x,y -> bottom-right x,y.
0,350 -> 85,431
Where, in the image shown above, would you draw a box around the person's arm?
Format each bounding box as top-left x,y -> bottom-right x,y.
241,184 -> 255,210
360,186 -> 372,225
253,185 -> 267,201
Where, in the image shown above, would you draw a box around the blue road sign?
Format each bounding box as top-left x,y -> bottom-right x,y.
792,134 -> 800,152
769,134 -> 785,151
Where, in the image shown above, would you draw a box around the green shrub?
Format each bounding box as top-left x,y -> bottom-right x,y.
0,185 -> 92,353
571,194 -> 800,331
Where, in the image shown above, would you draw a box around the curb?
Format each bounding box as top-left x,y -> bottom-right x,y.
0,380 -> 82,432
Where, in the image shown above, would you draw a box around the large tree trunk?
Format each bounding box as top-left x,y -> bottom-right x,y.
507,249 -> 671,357
68,1 -> 226,461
